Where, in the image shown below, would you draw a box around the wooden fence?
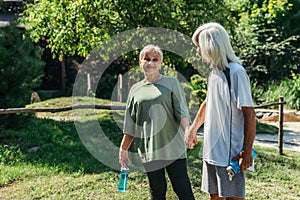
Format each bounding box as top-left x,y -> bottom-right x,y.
0,104 -> 126,114
0,97 -> 286,154
254,96 -> 285,155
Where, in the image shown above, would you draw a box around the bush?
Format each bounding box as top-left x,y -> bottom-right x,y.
251,81 -> 265,105
262,72 -> 300,110
289,72 -> 300,110
0,22 -> 45,107
0,22 -> 45,127
182,74 -> 207,118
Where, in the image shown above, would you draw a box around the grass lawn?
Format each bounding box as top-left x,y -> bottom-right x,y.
0,97 -> 299,199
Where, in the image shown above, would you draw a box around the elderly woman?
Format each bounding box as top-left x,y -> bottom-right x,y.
119,44 -> 195,200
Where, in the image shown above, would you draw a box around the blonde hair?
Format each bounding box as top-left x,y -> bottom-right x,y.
192,22 -> 241,71
139,44 -> 163,61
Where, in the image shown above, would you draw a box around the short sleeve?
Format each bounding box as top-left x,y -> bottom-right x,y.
232,69 -> 254,108
171,78 -> 190,121
123,87 -> 136,136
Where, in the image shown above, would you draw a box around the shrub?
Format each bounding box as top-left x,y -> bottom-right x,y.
0,22 -> 45,128
182,74 -> 207,118
288,72 -> 300,110
262,72 -> 300,110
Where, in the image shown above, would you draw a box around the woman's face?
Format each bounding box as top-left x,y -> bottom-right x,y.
139,51 -> 162,75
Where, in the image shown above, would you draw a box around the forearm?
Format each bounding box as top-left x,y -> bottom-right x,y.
242,107 -> 256,152
120,134 -> 134,151
180,117 -> 190,131
239,106 -> 256,172
190,100 -> 206,132
119,134 -> 134,166
184,101 -> 206,149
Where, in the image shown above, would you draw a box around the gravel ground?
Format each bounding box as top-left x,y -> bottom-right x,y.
255,121 -> 300,152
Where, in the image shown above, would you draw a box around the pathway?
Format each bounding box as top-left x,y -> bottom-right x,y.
255,121 -> 300,152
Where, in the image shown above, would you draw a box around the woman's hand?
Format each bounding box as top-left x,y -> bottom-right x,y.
119,134 -> 134,167
185,127 -> 198,149
185,100 -> 206,149
119,149 -> 130,167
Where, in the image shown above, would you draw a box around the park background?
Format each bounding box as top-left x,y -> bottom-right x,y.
0,0 -> 300,199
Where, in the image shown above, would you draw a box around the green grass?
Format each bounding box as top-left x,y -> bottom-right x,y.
256,121 -> 278,134
0,97 -> 299,199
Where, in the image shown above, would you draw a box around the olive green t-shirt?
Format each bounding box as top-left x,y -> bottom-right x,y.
123,76 -> 189,163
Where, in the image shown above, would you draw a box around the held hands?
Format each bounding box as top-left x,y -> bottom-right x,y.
119,149 -> 130,167
184,126 -> 198,149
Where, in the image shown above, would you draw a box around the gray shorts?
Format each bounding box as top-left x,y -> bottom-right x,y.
201,160 -> 246,198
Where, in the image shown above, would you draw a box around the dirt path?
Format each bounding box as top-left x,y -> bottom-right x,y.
255,121 -> 300,152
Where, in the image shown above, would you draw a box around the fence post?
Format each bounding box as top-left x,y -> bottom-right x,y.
118,74 -> 123,102
278,96 -> 284,155
87,73 -> 91,96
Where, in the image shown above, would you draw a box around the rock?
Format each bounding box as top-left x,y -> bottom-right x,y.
28,146 -> 39,153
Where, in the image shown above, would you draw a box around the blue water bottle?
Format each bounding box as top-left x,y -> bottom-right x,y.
118,165 -> 129,192
226,148 -> 257,181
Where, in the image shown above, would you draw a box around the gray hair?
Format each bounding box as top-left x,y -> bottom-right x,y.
192,22 -> 241,70
139,44 -> 163,61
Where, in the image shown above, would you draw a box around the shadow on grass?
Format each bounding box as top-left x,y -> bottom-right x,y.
0,115 -> 281,176
0,114 -> 123,174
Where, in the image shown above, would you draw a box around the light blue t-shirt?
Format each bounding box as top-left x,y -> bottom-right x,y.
203,62 -> 254,167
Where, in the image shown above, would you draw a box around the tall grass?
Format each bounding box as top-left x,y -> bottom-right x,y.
260,72 -> 300,110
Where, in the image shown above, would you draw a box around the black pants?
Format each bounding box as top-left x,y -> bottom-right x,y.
144,159 -> 195,200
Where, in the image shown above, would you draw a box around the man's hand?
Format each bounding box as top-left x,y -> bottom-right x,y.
232,150 -> 253,172
185,100 -> 206,149
239,149 -> 253,172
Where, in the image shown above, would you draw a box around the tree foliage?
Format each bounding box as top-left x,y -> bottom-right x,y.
22,0 -> 120,60
0,22 -> 45,108
0,0 -> 32,14
227,0 -> 300,86
22,0 -> 231,60
0,22 -> 45,128
21,0 -> 300,106
21,0 -> 233,100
